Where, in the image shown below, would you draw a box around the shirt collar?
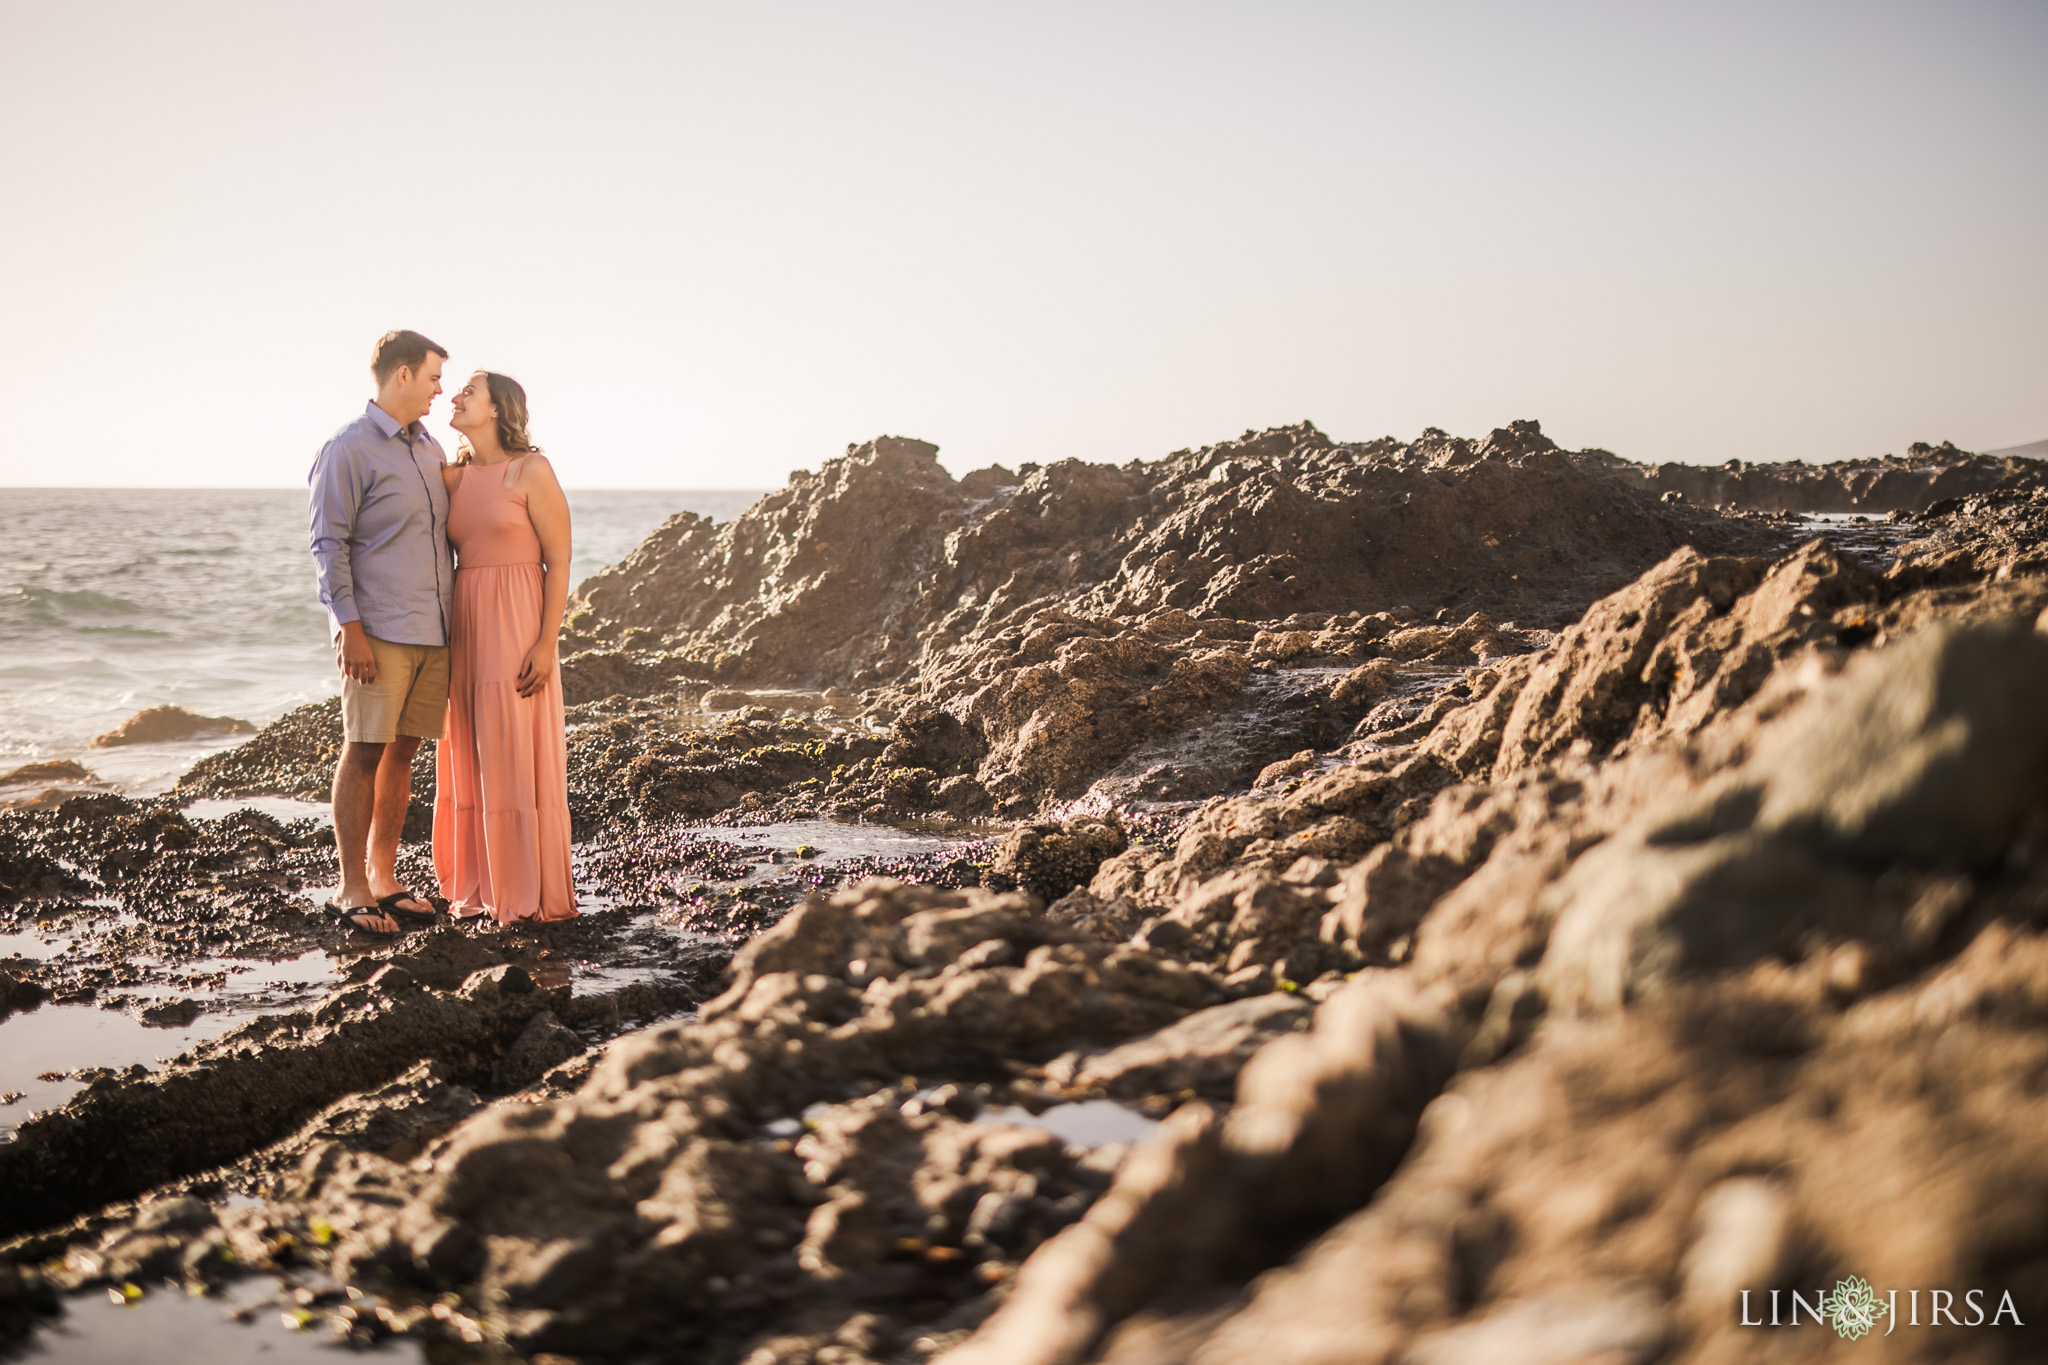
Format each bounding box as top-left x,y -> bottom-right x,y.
365,399 -> 414,442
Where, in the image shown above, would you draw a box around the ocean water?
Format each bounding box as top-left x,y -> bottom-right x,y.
0,488 -> 762,792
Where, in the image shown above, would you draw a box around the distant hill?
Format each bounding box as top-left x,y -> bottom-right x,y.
1986,438 -> 2048,460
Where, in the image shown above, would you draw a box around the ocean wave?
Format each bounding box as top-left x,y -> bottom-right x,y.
74,624 -> 174,640
0,656 -> 136,682
3,585 -> 146,616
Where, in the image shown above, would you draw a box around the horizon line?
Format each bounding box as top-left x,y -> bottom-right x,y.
0,484 -> 778,493
4,433 -> 2044,493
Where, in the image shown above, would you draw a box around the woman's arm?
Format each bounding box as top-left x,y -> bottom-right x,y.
518,456 -> 573,699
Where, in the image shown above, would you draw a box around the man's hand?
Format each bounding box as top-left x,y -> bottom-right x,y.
516,642 -> 556,698
339,622 -> 378,684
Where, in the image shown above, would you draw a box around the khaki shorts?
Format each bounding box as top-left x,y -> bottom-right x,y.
337,635 -> 449,743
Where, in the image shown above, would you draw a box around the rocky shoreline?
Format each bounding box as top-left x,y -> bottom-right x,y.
4,420 -> 2046,1361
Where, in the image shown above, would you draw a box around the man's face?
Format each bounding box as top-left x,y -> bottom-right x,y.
392,352 -> 445,424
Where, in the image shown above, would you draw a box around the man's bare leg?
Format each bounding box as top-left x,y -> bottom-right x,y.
332,741 -> 399,933
365,735 -> 425,909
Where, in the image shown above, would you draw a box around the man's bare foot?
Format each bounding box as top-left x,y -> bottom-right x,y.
368,883 -> 434,915
334,877 -> 403,934
328,901 -> 401,935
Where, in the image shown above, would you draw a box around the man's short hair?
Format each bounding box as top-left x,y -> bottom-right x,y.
370,330 -> 449,385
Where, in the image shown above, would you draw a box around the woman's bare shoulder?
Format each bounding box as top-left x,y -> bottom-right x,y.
515,452 -> 564,490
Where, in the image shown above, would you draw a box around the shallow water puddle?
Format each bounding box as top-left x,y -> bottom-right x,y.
180,795 -> 334,826
0,1004 -> 247,1140
0,926 -> 75,961
118,949 -> 341,1015
682,818 -> 996,892
1794,511 -> 1918,565
560,957 -> 700,991
714,817 -> 992,860
980,1099 -> 1162,1148
785,1095 -> 1163,1149
22,1281 -> 424,1363
1,951 -> 339,1139
201,949 -> 341,994
564,932 -> 720,990
578,816 -> 996,918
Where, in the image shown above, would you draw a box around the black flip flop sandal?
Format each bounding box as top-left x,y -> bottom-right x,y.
324,901 -> 403,938
375,891 -> 441,929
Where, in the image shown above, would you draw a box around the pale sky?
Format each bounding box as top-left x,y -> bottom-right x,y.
1,0 -> 2042,489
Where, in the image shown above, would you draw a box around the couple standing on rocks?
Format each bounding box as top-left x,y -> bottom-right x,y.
308,329 -> 579,935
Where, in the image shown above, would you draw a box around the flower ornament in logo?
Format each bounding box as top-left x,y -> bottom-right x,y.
1824,1276 -> 1888,1340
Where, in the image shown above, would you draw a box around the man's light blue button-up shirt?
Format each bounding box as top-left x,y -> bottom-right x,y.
307,400 -> 453,647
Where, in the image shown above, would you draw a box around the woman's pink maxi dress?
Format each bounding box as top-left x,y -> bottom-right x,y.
433,457 -> 577,923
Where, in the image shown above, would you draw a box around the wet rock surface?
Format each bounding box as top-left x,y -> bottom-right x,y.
89,705 -> 257,749
177,698 -> 353,801
4,421 -> 2047,1361
0,758 -> 118,814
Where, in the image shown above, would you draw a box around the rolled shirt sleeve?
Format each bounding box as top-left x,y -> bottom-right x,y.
308,439 -> 362,635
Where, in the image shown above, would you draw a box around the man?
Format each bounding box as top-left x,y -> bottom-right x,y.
308,329 -> 454,935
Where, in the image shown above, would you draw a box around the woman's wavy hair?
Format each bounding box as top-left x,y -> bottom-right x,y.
456,371 -> 544,463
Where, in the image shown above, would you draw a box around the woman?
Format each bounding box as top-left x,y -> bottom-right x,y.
434,371 -> 578,923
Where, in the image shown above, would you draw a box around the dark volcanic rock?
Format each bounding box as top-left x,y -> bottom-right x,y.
0,842 -> 92,905
1892,483 -> 2048,586
1630,439 -> 2048,513
984,817 -> 1130,903
574,435 -> 976,686
566,421 -> 1781,815
574,423 -> 1777,688
11,420 -> 2048,1364
559,647 -> 706,705
177,698 -> 346,801
0,945 -> 698,1242
0,968 -> 48,1019
0,1264 -> 55,1349
0,795 -> 332,957
0,964 -> 558,1239
496,1009 -> 584,1090
132,997 -> 201,1027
